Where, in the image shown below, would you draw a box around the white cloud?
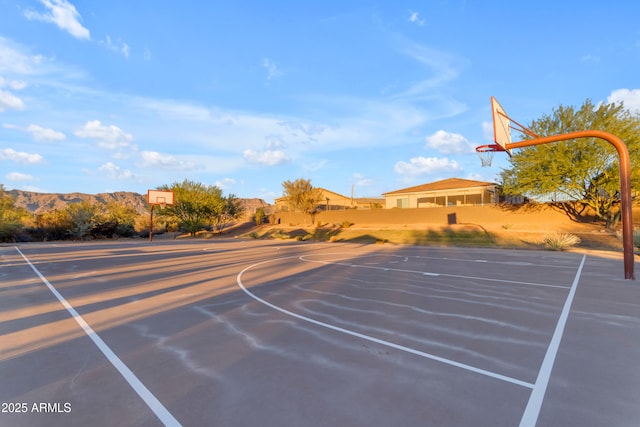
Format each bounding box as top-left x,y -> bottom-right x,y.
302,159 -> 327,172
9,80 -> 27,90
0,37 -> 53,76
13,184 -> 43,192
136,98 -> 214,122
243,148 -> 290,166
215,178 -> 236,189
408,11 -> 425,26
394,156 -> 460,176
278,120 -> 327,140
0,148 -> 44,164
580,53 -> 600,63
140,150 -> 195,170
75,120 -> 134,149
393,38 -> 461,98
425,130 -> 474,154
0,89 -> 25,111
608,88 -> 640,115
26,124 -> 66,141
132,92 -> 438,156
5,172 -> 34,181
98,162 -> 137,180
352,172 -> 372,187
24,0 -> 90,40
0,76 -> 27,90
3,123 -> 66,141
100,35 -> 130,58
262,58 -> 283,81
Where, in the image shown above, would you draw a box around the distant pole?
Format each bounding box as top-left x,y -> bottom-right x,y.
149,204 -> 155,242
351,183 -> 354,207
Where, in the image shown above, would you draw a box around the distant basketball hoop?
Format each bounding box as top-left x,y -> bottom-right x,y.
147,190 -> 174,242
148,190 -> 174,206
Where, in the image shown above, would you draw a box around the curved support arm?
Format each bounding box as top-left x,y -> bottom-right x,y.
507,130 -> 634,279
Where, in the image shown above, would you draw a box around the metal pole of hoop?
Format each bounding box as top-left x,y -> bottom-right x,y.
149,204 -> 155,242
149,203 -> 167,242
505,130 -> 635,280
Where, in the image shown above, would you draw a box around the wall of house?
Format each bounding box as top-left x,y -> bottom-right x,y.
270,203 -> 601,227
384,188 -> 495,209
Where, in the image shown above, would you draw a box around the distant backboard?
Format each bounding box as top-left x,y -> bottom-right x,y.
147,190 -> 174,205
491,96 -> 513,156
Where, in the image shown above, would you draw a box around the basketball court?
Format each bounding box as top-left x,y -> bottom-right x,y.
1,239 -> 639,426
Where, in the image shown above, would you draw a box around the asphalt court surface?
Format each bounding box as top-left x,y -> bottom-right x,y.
1,239 -> 639,426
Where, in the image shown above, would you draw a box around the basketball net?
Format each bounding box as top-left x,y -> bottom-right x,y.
475,144 -> 503,167
478,151 -> 494,167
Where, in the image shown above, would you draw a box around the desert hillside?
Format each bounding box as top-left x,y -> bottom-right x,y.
7,189 -> 270,215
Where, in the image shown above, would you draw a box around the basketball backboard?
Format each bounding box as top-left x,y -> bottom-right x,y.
147,190 -> 174,205
491,96 -> 513,156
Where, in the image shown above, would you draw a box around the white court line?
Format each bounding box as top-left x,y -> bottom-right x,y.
236,256 -> 534,389
299,255 -> 569,289
519,254 -> 586,427
14,247 -> 181,427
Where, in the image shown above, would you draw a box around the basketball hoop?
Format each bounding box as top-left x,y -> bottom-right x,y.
475,144 -> 503,167
147,190 -> 174,242
478,96 -> 635,279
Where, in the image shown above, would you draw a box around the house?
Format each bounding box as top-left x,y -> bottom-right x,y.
382,178 -> 498,209
275,188 -> 384,212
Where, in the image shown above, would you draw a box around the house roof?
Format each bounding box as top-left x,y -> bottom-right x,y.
275,187 -> 351,203
275,187 -> 385,204
382,178 -> 496,196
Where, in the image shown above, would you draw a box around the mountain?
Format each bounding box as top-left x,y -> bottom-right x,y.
7,190 -> 271,216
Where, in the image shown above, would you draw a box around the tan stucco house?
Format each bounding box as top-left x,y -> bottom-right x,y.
382,178 -> 498,208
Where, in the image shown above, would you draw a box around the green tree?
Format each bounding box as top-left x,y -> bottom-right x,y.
0,184 -> 28,242
158,179 -> 224,237
254,207 -> 265,225
34,209 -> 73,241
211,194 -> 245,234
92,201 -> 139,238
282,178 -> 324,224
500,99 -> 640,226
67,201 -> 98,240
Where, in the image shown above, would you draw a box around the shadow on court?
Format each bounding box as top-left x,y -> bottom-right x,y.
1,240 -> 639,426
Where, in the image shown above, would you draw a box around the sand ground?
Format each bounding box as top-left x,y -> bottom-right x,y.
262,204 -> 628,252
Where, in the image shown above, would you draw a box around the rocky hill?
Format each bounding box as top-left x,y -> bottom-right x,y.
7,189 -> 270,215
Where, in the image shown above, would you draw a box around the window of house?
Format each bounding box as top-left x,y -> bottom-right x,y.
396,198 -> 409,208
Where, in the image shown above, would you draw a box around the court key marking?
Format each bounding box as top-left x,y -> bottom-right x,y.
237,255 -> 535,389
299,254 -> 571,289
237,252 -> 587,425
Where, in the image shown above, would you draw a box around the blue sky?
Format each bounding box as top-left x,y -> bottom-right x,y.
1,1 -> 639,203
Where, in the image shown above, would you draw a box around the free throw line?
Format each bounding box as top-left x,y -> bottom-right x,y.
15,247 -> 181,427
299,254 -> 569,289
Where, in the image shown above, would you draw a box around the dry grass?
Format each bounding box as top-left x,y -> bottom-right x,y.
241,223 -> 623,253
543,232 -> 582,251
223,205 -> 627,253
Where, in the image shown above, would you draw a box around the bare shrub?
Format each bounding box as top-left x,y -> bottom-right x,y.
543,232 -> 581,251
